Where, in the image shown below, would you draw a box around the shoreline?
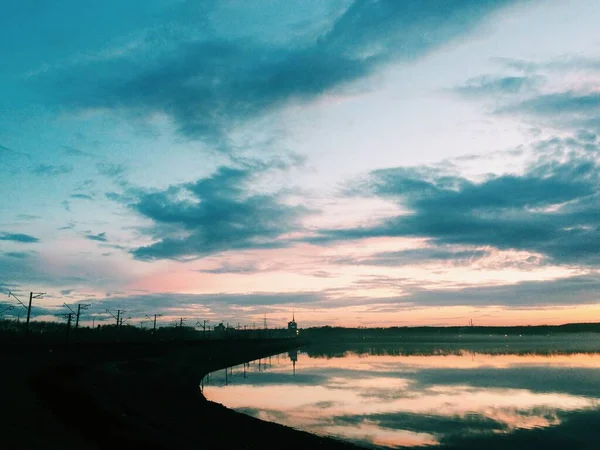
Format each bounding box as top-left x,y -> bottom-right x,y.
4,339 -> 364,450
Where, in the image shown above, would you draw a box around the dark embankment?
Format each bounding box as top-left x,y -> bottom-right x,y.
2,339 -> 363,450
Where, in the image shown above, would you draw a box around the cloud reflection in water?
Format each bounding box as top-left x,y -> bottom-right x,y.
202,346 -> 600,448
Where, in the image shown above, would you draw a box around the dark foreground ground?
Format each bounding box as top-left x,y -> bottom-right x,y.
1,338 -> 363,450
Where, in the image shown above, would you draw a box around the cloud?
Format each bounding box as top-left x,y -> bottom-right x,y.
402,274 -> 600,307
85,232 -> 108,242
497,56 -> 600,74
70,193 -> 94,200
96,161 -> 127,178
3,251 -> 33,259
62,145 -> 99,158
128,162 -> 312,260
0,232 -> 39,243
57,222 -> 75,231
198,261 -> 263,274
310,140 -> 600,266
89,291 -> 324,320
337,247 -> 491,267
499,91 -> 600,117
32,164 -> 73,176
43,0 -> 525,146
16,214 -> 42,221
454,75 -> 541,97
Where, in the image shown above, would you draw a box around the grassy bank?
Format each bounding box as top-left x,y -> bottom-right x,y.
2,339 -> 363,450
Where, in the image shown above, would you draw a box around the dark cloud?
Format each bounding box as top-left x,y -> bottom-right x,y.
85,232 -> 108,242
198,261 -> 263,275
576,130 -> 597,143
353,274 -> 600,308
0,143 -> 31,171
413,366 -> 600,399
454,75 -> 541,96
62,145 -> 99,158
70,193 -> 94,200
459,57 -> 600,135
44,0 -> 525,145
3,251 -> 33,259
408,275 -> 600,307
498,56 -> 600,74
90,291 -> 323,319
32,164 -> 73,176
434,409 -> 600,450
16,214 -> 42,221
311,142 -> 600,266
0,249 -> 130,290
96,161 -> 127,178
335,412 -> 505,436
0,232 -> 39,243
499,91 -> 600,117
129,163 -> 312,260
57,222 -> 75,231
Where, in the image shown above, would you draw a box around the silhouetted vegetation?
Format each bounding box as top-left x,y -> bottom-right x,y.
0,318 -> 298,345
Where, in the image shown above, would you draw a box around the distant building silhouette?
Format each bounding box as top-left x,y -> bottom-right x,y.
287,312 -> 298,336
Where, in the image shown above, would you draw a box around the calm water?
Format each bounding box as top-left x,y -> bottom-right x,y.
201,335 -> 600,449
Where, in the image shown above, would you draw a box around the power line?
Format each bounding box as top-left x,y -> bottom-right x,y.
8,291 -> 45,332
106,309 -> 125,328
0,305 -> 14,316
63,303 -> 90,329
145,314 -> 163,335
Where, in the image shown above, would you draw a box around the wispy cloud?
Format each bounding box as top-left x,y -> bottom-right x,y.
70,193 -> 94,200
32,164 -> 73,176
86,232 -> 108,242
454,75 -> 542,97
0,232 -> 39,243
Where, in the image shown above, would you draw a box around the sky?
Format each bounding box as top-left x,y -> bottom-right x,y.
1,0 -> 600,328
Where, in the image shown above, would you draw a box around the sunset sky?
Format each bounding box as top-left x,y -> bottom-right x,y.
1,0 -> 599,328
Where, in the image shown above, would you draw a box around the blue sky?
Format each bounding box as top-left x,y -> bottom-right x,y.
1,0 -> 599,327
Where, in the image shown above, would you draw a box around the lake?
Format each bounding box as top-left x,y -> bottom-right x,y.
201,335 -> 600,449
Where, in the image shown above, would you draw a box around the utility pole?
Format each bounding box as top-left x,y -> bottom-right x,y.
145,314 -> 163,335
9,291 -> 45,332
106,309 -> 125,328
196,320 -> 208,339
66,313 -> 73,341
60,312 -> 74,342
64,303 -> 90,330
75,303 -> 90,329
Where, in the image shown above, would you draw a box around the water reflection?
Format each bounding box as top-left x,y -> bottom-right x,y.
201,338 -> 600,449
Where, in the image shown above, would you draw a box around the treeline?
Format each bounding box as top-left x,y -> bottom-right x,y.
0,319 -> 203,344
0,319 -> 297,345
302,322 -> 600,340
